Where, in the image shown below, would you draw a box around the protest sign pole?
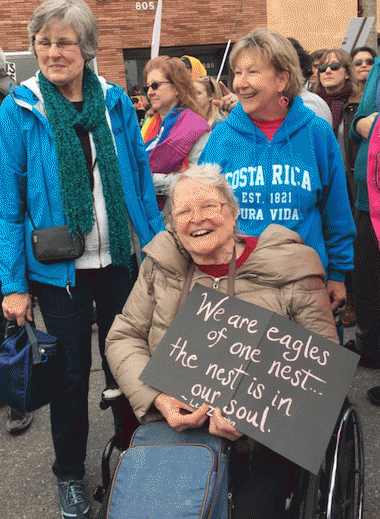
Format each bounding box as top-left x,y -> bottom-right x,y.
151,0 -> 163,60
216,0 -> 242,84
216,40 -> 231,84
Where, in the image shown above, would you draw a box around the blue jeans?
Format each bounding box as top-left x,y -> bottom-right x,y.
32,261 -> 138,481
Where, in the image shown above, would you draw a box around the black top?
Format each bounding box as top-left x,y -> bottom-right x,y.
72,101 -> 95,191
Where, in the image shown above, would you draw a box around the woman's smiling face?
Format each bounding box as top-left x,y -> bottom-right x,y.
232,49 -> 289,121
35,20 -> 85,96
172,178 -> 237,265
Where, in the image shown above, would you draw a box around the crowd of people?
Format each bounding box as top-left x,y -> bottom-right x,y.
0,0 -> 379,517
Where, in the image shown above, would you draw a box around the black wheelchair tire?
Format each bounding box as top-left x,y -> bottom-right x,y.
297,402 -> 364,519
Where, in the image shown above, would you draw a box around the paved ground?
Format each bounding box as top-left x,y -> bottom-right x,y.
0,311 -> 379,518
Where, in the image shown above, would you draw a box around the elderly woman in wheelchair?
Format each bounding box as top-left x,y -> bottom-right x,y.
105,164 -> 363,519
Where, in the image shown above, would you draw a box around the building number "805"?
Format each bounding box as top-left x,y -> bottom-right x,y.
135,2 -> 155,9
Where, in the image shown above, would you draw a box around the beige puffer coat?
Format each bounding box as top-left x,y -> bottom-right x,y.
106,224 -> 339,423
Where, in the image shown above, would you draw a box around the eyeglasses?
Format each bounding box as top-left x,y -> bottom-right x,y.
353,58 -> 375,67
171,201 -> 228,223
181,57 -> 192,70
34,39 -> 80,53
318,62 -> 343,73
143,81 -> 172,94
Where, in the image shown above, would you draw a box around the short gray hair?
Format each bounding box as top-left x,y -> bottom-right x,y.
28,0 -> 98,62
0,47 -> 6,70
168,163 -> 240,219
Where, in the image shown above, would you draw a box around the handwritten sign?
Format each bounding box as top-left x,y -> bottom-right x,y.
140,283 -> 359,474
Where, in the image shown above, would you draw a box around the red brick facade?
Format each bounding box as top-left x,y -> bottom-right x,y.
0,0 -> 267,88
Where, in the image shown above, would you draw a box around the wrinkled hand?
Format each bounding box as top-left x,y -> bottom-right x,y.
2,292 -> 33,326
209,408 -> 243,441
212,81 -> 238,113
355,112 -> 379,140
326,280 -> 346,311
154,393 -> 209,432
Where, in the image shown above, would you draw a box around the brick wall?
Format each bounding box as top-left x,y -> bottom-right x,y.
0,0 -> 267,88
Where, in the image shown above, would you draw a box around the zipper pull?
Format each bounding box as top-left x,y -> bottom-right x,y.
66,281 -> 73,299
213,278 -> 220,289
228,492 -> 234,512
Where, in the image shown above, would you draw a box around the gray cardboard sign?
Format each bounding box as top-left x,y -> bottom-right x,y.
140,283 -> 360,474
341,17 -> 375,54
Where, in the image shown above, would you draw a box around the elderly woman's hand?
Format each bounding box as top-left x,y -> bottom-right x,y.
209,407 -> 244,441
355,112 -> 379,140
2,292 -> 33,327
326,280 -> 346,311
154,393 -> 209,432
212,81 -> 238,113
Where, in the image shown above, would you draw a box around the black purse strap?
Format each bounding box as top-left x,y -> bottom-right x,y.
25,207 -> 37,231
177,246 -> 237,311
24,321 -> 42,365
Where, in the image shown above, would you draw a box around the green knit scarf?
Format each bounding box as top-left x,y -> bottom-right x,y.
39,67 -> 131,268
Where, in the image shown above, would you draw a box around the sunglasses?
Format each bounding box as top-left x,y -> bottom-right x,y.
181,57 -> 192,70
353,58 -> 375,67
318,62 -> 343,73
207,76 -> 215,94
143,81 -> 172,94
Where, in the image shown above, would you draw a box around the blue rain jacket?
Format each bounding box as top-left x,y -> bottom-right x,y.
0,74 -> 163,295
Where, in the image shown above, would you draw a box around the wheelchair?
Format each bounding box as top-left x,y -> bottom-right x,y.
93,391 -> 364,519
284,397 -> 364,519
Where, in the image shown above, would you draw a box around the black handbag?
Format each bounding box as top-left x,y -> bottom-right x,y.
27,206 -> 84,264
0,321 -> 57,412
31,225 -> 85,264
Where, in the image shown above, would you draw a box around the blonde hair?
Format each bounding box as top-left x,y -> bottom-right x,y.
314,48 -> 359,98
194,76 -> 225,126
144,56 -> 204,117
229,27 -> 303,101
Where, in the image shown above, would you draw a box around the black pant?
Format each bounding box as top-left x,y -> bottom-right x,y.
32,261 -> 138,481
353,210 -> 380,361
230,443 -> 295,519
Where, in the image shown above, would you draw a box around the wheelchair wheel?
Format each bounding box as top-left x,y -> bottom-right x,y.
298,401 -> 364,519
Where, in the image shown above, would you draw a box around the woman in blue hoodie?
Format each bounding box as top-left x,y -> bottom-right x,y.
200,28 -> 356,311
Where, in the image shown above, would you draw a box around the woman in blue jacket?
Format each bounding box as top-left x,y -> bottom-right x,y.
0,1 -> 162,517
200,28 -> 356,311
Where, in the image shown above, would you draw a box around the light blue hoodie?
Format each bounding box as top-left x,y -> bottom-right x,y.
200,97 -> 356,281
0,73 -> 163,295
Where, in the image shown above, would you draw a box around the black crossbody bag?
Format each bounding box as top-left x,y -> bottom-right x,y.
26,156 -> 100,264
27,209 -> 85,264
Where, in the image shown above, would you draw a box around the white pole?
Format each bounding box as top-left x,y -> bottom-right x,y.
216,39 -> 231,83
151,0 -> 163,60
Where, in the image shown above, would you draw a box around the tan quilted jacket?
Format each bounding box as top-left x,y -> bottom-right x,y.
106,224 -> 339,423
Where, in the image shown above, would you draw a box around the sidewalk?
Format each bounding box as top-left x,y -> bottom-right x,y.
0,310 -> 113,519
0,313 -> 379,518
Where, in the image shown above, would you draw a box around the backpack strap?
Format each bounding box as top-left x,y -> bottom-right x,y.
144,257 -> 155,296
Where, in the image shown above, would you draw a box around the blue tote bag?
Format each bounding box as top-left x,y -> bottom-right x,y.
0,321 -> 57,412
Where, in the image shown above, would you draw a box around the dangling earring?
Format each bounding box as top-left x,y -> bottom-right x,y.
279,95 -> 289,108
